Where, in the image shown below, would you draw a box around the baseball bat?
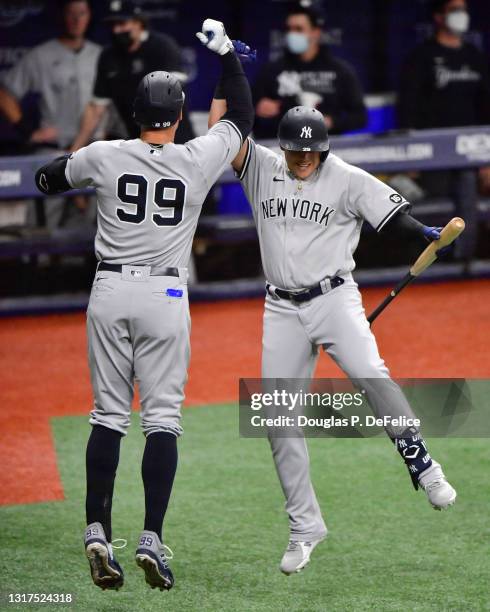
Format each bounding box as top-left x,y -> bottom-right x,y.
367,217 -> 465,325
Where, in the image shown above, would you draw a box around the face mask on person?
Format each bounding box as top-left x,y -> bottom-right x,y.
445,9 -> 470,35
286,31 -> 310,54
112,30 -> 133,51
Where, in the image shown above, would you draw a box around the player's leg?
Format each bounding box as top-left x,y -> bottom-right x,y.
314,278 -> 456,509
135,432 -> 177,591
84,272 -> 135,589
132,275 -> 190,590
262,295 -> 327,573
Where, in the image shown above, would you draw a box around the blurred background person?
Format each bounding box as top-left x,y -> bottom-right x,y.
0,0 -> 102,228
0,0 -> 101,151
253,2 -> 367,139
70,0 -> 194,151
398,0 -> 490,130
398,0 -> 490,265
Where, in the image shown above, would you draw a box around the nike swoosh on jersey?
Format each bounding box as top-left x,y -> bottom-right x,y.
273,177 -> 285,182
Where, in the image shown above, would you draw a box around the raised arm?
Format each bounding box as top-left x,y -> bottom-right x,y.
206,37 -> 256,172
209,97 -> 249,173
195,22 -> 254,175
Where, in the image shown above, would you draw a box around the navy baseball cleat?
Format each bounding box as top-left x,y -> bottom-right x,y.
84,522 -> 124,590
135,530 -> 174,591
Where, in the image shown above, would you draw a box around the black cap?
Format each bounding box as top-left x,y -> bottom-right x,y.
104,0 -> 143,22
133,71 -> 184,128
278,106 -> 330,161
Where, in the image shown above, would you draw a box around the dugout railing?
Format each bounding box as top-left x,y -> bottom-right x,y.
0,126 -> 489,314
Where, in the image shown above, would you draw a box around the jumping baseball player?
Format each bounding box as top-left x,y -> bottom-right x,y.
209,98 -> 457,574
34,19 -> 253,592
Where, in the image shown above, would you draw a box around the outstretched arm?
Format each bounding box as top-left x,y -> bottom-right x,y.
196,23 -> 254,140
383,209 -> 441,242
209,97 -> 249,173
206,38 -> 256,172
382,209 -> 454,256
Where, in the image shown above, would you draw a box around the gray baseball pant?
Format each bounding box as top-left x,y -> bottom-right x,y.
86,266 -> 190,437
262,276 -> 415,541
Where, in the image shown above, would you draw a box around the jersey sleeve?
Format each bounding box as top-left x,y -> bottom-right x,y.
237,138 -> 280,211
65,142 -> 101,189
347,166 -> 409,231
185,120 -> 242,190
2,49 -> 39,99
92,50 -> 111,102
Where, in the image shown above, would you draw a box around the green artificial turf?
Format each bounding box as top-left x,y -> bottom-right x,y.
0,404 -> 489,611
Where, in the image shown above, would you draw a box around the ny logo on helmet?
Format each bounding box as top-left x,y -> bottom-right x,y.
300,126 -> 312,139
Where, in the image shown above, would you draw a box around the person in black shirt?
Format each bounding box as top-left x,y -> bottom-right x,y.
398,0 -> 490,265
71,0 -> 194,150
398,0 -> 490,129
253,3 -> 367,139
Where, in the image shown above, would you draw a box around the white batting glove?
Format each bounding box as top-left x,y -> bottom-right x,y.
196,18 -> 234,55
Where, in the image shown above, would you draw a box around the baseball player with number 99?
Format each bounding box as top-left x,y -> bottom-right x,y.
210,62 -> 457,573
35,19 -> 253,592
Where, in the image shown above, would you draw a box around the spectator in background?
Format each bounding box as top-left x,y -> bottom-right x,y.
0,0 -> 101,150
71,0 -> 194,150
398,0 -> 490,265
398,0 -> 490,129
0,0 -> 103,229
253,3 -> 367,139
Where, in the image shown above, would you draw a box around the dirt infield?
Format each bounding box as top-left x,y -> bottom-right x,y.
1,279 -> 488,505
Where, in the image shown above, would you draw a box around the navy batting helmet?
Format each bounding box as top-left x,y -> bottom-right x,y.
133,71 -> 184,129
278,106 -> 330,162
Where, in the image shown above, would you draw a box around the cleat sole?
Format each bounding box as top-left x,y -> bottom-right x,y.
136,554 -> 173,590
86,542 -> 123,590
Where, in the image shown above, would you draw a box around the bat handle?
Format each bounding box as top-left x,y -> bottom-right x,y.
367,273 -> 415,325
410,217 -> 465,277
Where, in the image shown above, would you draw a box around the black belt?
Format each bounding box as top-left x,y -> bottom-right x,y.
266,276 -> 344,303
98,262 -> 179,277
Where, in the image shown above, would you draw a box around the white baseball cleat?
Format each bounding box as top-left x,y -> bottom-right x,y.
418,461 -> 457,510
279,536 -> 326,575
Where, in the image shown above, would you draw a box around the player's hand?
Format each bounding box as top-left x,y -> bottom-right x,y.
423,226 -> 442,242
196,19 -> 233,55
232,39 -> 257,62
423,225 -> 453,257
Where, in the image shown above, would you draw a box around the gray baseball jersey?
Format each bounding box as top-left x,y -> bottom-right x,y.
65,120 -> 242,267
66,120 -> 241,437
238,139 -> 424,542
3,39 -> 102,148
239,138 -> 408,289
